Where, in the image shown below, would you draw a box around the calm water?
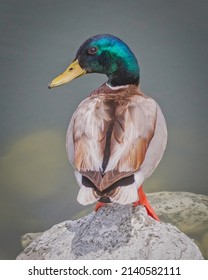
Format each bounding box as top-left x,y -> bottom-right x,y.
0,0 -> 208,259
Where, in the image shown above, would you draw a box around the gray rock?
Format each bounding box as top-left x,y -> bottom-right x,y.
148,192 -> 208,259
21,232 -> 43,249
17,202 -> 203,260
148,192 -> 208,235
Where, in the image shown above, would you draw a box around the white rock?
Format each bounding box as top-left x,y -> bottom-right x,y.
17,203 -> 203,260
147,192 -> 208,235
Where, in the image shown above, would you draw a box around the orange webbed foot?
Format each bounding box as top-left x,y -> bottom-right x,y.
133,186 -> 160,221
94,201 -> 106,212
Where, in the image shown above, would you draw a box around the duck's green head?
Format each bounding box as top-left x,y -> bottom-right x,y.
49,34 -> 140,88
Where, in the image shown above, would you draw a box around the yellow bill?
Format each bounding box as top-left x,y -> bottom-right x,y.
48,59 -> 86,89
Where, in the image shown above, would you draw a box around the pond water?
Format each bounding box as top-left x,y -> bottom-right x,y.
0,0 -> 207,259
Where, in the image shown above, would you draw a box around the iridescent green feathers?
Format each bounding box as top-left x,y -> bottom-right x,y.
75,34 -> 140,87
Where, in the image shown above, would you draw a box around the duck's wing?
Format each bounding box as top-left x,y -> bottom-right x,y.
66,92 -> 164,193
139,102 -> 167,181
66,97 -> 110,172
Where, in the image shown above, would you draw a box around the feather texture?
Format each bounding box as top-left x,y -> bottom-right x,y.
66,83 -> 167,204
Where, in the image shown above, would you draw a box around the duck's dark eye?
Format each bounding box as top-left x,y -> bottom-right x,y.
88,46 -> 98,55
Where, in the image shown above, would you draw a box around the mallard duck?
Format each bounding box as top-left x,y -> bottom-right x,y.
49,34 -> 167,220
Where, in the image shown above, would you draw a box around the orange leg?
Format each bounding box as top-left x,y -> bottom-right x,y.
133,186 -> 160,221
95,186 -> 159,221
94,201 -> 106,212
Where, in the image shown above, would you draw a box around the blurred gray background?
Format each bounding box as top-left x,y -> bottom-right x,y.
0,0 -> 207,259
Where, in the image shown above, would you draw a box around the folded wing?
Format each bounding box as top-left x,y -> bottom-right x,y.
66,91 -> 158,193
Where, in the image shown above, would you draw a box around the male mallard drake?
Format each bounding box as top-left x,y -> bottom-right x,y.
49,34 -> 167,221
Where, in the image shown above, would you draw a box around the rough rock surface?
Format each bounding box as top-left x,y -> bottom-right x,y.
148,192 -> 208,259
17,201 -> 203,260
147,192 -> 208,235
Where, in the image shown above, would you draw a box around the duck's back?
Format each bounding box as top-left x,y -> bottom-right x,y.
66,83 -> 167,204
